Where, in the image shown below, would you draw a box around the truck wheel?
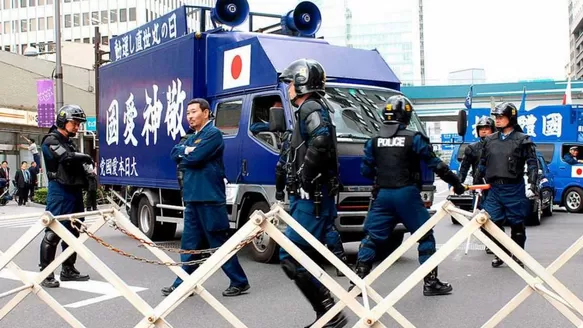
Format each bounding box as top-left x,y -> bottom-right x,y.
542,188 -> 553,217
247,201 -> 279,263
564,187 -> 583,213
137,197 -> 176,241
526,198 -> 541,226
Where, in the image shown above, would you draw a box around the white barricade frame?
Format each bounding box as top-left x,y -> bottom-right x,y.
0,199 -> 582,328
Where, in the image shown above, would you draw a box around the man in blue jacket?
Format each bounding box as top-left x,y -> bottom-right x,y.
162,98 -> 250,297
564,146 -> 583,165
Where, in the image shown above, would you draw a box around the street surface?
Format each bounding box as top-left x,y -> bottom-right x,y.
1,180 -> 583,328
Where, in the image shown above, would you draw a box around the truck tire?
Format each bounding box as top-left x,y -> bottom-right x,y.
541,188 -> 553,217
247,201 -> 279,263
137,197 -> 176,241
564,187 -> 583,213
526,198 -> 541,226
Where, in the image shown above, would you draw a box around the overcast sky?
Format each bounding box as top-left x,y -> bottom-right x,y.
247,0 -> 571,83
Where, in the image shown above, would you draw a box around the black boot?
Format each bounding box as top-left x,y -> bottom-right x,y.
423,267 -> 453,296
335,256 -> 351,277
347,262 -> 371,296
40,270 -> 60,288
492,256 -> 504,267
60,255 -> 90,282
295,272 -> 348,328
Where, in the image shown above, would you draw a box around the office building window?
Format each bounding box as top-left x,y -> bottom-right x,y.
92,12 -> 98,25
120,8 -> 127,22
3,0 -> 10,9
47,0 -> 52,4
20,0 -> 26,7
29,18 -> 36,31
38,17 -> 44,30
3,22 -> 10,33
20,19 -> 27,32
129,7 -> 136,21
110,9 -> 117,23
65,14 -> 71,28
38,0 -> 43,5
47,16 -> 53,29
83,37 -> 90,43
100,10 -> 107,24
101,35 -> 108,45
73,13 -> 79,27
83,13 -> 89,26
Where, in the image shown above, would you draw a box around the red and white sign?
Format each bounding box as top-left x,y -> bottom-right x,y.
223,45 -> 251,90
572,166 -> 583,178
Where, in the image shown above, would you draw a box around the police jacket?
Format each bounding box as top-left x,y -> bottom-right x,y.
458,139 -> 486,185
170,122 -> 226,203
41,126 -> 92,191
563,154 -> 579,165
362,124 -> 462,189
288,97 -> 339,192
175,128 -> 195,189
478,130 -> 538,184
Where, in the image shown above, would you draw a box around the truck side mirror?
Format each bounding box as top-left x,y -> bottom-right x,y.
269,106 -> 286,133
457,110 -> 467,137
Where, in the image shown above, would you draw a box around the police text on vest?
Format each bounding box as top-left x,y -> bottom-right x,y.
377,137 -> 405,147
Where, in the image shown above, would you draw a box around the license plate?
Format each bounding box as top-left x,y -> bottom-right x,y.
420,191 -> 433,202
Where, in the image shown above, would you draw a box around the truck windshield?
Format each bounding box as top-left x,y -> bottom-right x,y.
324,85 -> 426,140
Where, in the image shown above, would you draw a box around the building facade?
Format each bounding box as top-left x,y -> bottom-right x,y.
310,0 -> 425,86
569,0 -> 583,79
0,0 -> 214,55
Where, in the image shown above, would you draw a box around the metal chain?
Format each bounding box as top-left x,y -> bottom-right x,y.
69,217 -> 264,267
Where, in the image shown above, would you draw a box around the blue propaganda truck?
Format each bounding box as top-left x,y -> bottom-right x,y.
449,104 -> 583,217
97,0 -> 438,263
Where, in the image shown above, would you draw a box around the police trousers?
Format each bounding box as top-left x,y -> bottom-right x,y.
40,181 -> 85,269
279,197 -> 337,286
481,183 -> 529,250
172,202 -> 249,288
357,185 -> 436,265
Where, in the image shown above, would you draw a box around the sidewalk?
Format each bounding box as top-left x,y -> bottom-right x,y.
0,202 -> 45,217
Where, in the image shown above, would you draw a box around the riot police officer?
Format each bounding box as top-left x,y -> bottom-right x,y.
275,58 -> 347,328
349,95 -> 467,297
458,117 -> 495,184
39,105 -> 94,288
477,102 -> 538,268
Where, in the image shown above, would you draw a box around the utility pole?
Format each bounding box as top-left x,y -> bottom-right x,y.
54,0 -> 64,109
94,26 -> 110,164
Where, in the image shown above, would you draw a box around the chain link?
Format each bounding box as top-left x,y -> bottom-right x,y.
69,216 -> 265,267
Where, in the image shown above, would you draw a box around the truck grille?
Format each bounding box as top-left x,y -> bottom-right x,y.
337,196 -> 370,211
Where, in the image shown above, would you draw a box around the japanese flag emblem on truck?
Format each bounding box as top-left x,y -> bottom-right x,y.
572,166 -> 583,178
223,44 -> 251,90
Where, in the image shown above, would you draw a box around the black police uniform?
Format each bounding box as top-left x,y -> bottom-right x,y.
39,105 -> 94,288
276,58 -> 347,328
350,95 -> 467,297
478,102 -> 538,268
458,117 -> 495,185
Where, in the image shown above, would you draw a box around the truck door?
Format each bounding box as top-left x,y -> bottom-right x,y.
556,142 -> 583,211
241,92 -> 286,185
212,96 -> 245,183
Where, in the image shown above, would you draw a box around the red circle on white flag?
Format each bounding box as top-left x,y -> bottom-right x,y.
231,55 -> 243,79
577,168 -> 582,176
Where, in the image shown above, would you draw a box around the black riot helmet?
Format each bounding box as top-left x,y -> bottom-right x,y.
56,104 -> 87,137
475,116 -> 495,138
278,58 -> 326,104
490,102 -> 518,130
382,95 -> 414,125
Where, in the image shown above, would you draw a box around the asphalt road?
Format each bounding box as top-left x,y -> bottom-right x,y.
1,181 -> 583,328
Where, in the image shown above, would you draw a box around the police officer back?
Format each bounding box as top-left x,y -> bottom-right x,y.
276,58 -> 347,328
477,102 -> 538,268
349,95 -> 467,297
458,117 -> 495,185
162,98 -> 250,297
39,105 -> 95,288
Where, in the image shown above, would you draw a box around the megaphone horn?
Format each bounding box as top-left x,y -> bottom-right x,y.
211,0 -> 250,28
282,1 -> 322,37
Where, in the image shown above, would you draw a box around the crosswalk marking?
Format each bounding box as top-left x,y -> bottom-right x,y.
0,214 -> 100,229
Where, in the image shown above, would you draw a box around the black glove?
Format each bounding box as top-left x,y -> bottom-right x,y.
301,176 -> 314,194
275,191 -> 285,201
453,184 -> 468,195
73,152 -> 93,163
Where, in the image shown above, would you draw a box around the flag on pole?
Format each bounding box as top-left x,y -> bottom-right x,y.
464,85 -> 473,110
490,96 -> 496,111
519,86 -> 526,112
563,76 -> 572,105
